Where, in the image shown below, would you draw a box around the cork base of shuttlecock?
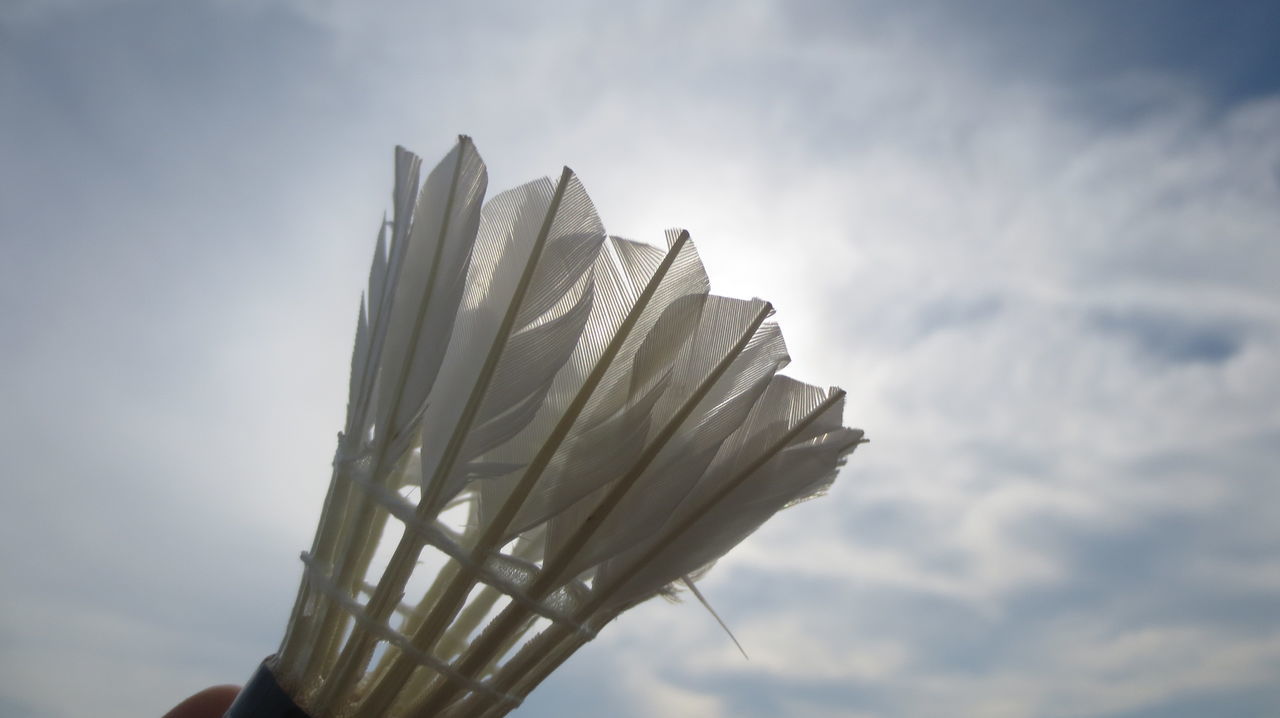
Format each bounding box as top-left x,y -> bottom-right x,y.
222,658 -> 312,718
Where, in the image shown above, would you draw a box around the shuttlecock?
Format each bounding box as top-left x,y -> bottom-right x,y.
223,136 -> 865,718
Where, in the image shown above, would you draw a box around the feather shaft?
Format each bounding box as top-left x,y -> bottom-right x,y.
681,575 -> 748,659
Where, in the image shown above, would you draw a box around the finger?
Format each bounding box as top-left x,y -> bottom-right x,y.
162,685 -> 241,718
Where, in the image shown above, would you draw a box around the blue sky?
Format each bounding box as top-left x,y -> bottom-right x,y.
2,2 -> 1279,717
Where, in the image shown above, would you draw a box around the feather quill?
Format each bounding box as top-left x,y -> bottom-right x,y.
680,575 -> 749,659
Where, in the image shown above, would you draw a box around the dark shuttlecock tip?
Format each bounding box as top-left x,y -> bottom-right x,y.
223,659 -> 312,718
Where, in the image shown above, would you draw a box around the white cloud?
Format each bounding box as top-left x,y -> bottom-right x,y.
892,622 -> 1280,718
617,661 -> 727,718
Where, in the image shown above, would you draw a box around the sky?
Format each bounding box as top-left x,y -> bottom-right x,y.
2,1 -> 1279,717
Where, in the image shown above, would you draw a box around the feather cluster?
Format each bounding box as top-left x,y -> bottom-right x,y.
271,137 -> 864,718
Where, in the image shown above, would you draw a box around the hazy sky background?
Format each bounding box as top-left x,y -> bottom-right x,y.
3,2 -> 1279,717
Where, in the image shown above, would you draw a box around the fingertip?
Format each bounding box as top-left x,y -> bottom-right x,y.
162,685 -> 241,718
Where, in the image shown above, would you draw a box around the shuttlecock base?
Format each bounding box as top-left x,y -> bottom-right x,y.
223,658 -> 311,718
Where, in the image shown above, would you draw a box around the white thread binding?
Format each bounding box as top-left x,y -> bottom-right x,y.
299,552 -> 522,708
340,461 -> 597,640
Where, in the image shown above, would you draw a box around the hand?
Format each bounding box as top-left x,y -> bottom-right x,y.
162,685 -> 241,718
